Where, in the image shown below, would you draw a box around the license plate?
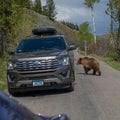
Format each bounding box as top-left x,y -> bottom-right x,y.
32,80 -> 44,86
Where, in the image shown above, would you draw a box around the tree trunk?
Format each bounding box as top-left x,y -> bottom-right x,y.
0,29 -> 5,58
90,7 -> 96,45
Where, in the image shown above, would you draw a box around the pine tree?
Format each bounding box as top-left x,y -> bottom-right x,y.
15,0 -> 31,9
34,0 -> 42,13
42,5 -> 48,16
46,0 -> 57,21
0,0 -> 18,57
0,0 -> 12,57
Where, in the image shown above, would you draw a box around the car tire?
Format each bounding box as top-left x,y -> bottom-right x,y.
8,87 -> 17,96
72,71 -> 75,82
67,83 -> 74,92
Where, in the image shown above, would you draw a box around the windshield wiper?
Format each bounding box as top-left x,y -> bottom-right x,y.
17,50 -> 34,53
17,48 -> 61,53
44,48 -> 60,51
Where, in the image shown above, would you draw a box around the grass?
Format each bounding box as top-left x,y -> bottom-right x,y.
0,82 -> 7,90
91,54 -> 120,71
106,60 -> 120,71
0,58 -> 7,90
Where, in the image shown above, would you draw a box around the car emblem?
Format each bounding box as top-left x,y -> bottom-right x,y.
33,61 -> 41,67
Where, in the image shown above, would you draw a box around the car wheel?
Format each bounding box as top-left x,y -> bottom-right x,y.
72,71 -> 75,82
67,83 -> 74,92
8,87 -> 18,96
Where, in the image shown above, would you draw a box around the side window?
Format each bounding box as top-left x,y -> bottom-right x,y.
64,38 -> 70,48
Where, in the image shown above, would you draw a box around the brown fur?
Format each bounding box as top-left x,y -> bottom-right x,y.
76,57 -> 101,76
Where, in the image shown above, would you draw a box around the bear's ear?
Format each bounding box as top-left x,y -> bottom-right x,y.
77,58 -> 82,64
79,58 -> 82,62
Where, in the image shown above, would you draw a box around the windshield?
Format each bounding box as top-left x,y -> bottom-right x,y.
16,36 -> 66,53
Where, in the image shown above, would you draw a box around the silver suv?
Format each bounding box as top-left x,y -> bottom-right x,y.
7,27 -> 76,95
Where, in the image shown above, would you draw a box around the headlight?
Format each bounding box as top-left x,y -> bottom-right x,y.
59,57 -> 69,66
7,62 -> 16,70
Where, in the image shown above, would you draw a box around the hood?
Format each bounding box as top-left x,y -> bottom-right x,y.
10,50 -> 68,62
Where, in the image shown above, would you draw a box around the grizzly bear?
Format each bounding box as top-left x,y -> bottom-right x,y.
76,57 -> 101,76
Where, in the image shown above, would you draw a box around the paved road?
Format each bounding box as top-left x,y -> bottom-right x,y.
13,51 -> 120,120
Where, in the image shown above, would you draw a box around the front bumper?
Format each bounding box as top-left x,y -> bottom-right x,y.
7,65 -> 72,91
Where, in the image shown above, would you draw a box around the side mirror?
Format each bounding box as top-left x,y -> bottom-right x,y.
8,49 -> 15,55
67,45 -> 76,51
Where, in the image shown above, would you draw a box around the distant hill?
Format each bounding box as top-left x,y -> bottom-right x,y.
13,9 -> 80,47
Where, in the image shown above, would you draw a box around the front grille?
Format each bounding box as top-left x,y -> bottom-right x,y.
16,59 -> 59,71
19,75 -> 56,81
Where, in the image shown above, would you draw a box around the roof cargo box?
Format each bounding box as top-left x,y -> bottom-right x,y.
32,26 -> 57,36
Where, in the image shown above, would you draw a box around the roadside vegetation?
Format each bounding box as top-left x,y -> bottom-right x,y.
106,60 -> 120,71
91,54 -> 120,71
0,58 -> 7,90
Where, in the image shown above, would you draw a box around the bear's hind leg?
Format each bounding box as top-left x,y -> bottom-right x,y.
93,69 -> 96,75
98,71 -> 101,76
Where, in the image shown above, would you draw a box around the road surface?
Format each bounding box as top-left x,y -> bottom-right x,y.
13,51 -> 120,120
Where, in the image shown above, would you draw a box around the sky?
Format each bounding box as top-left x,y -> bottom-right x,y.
41,0 -> 110,36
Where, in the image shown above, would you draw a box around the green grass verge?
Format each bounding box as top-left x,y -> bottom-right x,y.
106,60 -> 120,71
0,58 -> 7,90
0,82 -> 7,90
91,54 -> 120,71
